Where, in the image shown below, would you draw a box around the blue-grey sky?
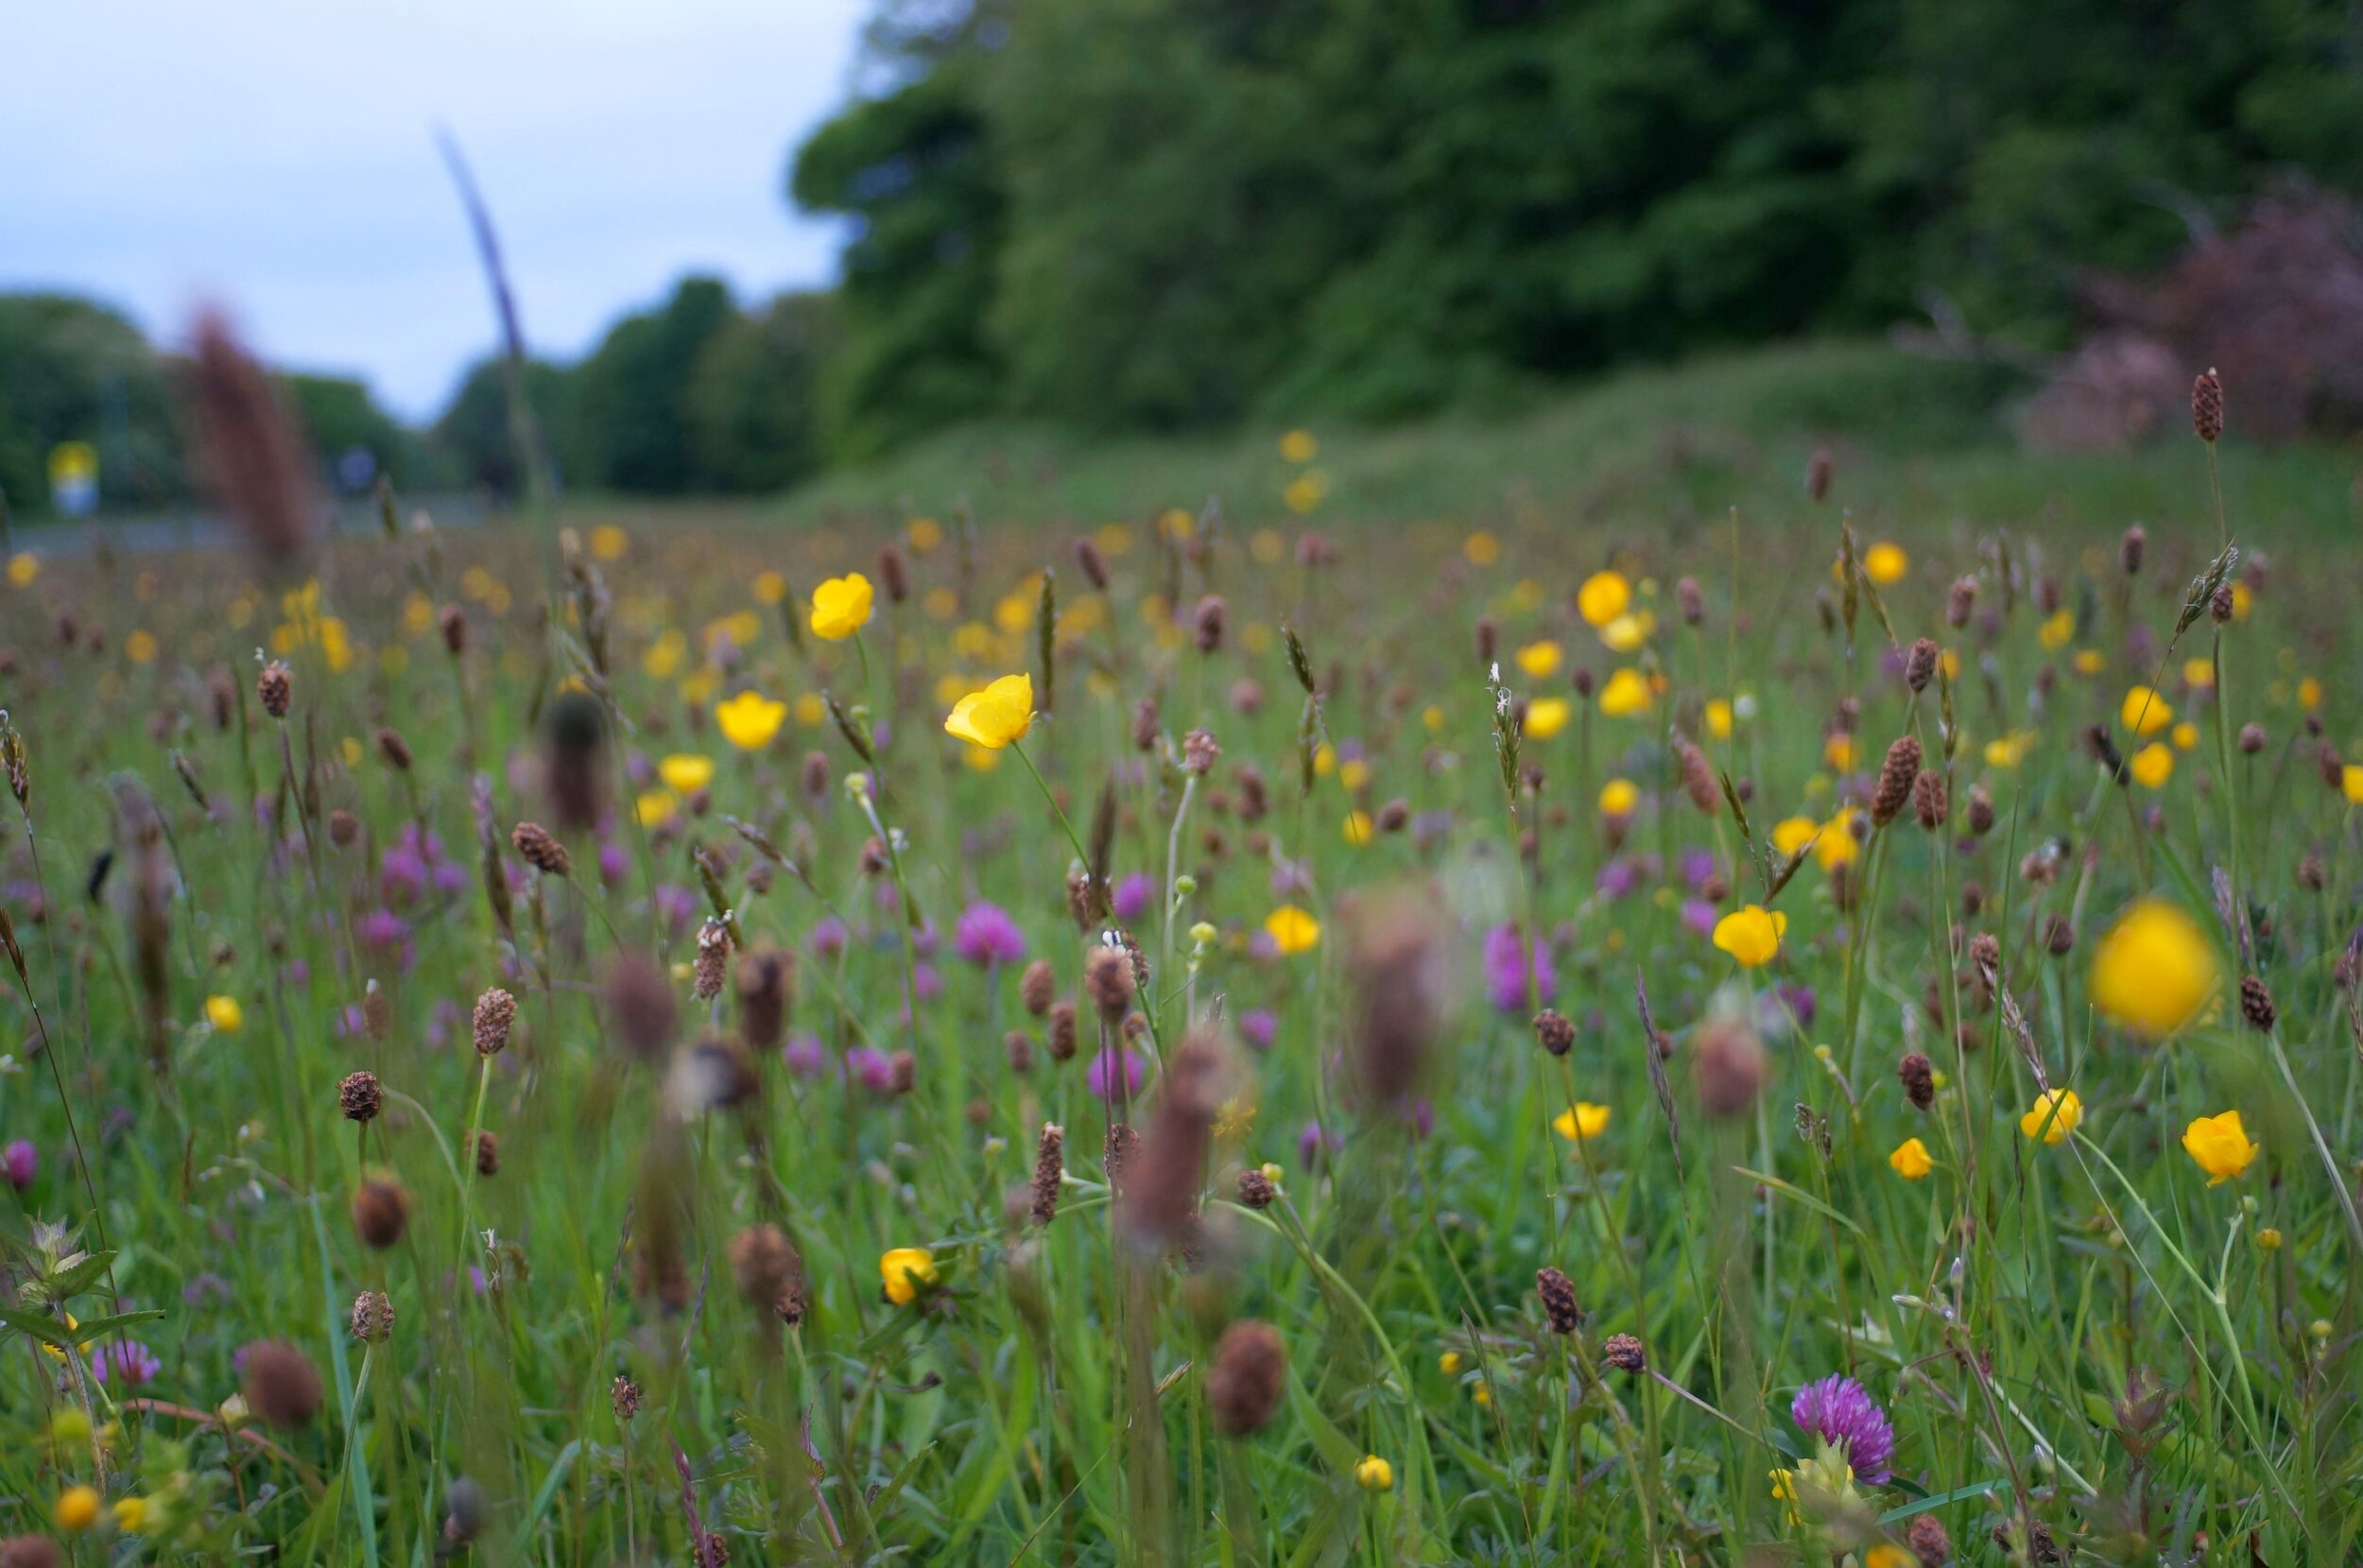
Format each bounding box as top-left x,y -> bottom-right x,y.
1,0 -> 870,420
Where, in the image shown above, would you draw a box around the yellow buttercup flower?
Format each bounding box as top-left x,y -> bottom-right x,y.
1597,610 -> 1653,653
943,673 -> 1036,750
1813,814 -> 1861,872
907,515 -> 943,553
205,994 -> 245,1034
1823,733 -> 1857,771
1577,570 -> 1630,628
1439,1350 -> 1463,1374
1888,1137 -> 1933,1180
1598,778 -> 1639,816
6,552 -> 37,588
1337,758 -> 1372,790
1342,810 -> 1375,846
588,524 -> 628,561
715,692 -> 788,751
113,1494 -> 149,1532
2183,656 -> 2215,689
809,573 -> 874,640
2182,1110 -> 2258,1185
2120,685 -> 2172,736
659,753 -> 716,795
56,1484 -> 101,1532
2089,898 -> 2220,1038
1524,696 -> 1572,740
1861,542 -> 1907,585
1279,428 -> 1318,463
2130,742 -> 2173,788
1704,698 -> 1733,739
1354,1454 -> 1394,1492
880,1247 -> 938,1306
1771,817 -> 1818,856
2170,721 -> 2199,750
2038,608 -> 2074,649
1597,667 -> 1652,717
1463,530 -> 1501,566
2342,764 -> 2363,805
1515,640 -> 1561,679
1554,1103 -> 1611,1141
1712,905 -> 1786,967
635,788 -> 680,827
2020,1087 -> 2084,1146
1265,906 -> 1320,956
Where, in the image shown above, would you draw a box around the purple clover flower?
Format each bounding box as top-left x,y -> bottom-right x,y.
953,902 -> 1026,967
1791,1374 -> 1895,1483
1237,1008 -> 1277,1051
92,1340 -> 162,1387
1482,923 -> 1555,1012
4,1139 -> 35,1191
1112,872 -> 1156,922
1087,1047 -> 1147,1102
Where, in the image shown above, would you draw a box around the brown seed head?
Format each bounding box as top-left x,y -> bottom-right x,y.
1906,1511 -> 1953,1566
1602,1332 -> 1647,1373
1074,535 -> 1111,590
1533,1008 -> 1576,1057
186,309 -> 317,564
1965,784 -> 1995,836
1806,446 -> 1833,501
874,541 -> 908,603
1871,735 -> 1923,827
338,1070 -> 382,1124
1692,1015 -> 1767,1117
351,1177 -> 411,1249
1236,1166 -> 1276,1210
0,1535 -> 64,1568
439,603 -> 466,655
1018,958 -> 1056,1017
1194,594 -> 1227,653
2237,722 -> 2266,754
1945,575 -> 1975,629
471,1129 -> 500,1176
611,1374 -> 642,1421
1674,739 -> 1718,815
351,1289 -> 395,1343
510,821 -> 569,876
1084,944 -> 1135,1019
1913,768 -> 1949,830
1046,998 -> 1078,1060
1536,1266 -> 1582,1334
256,660 -> 293,719
2238,974 -> 2276,1031
2119,524 -> 2147,576
2193,368 -> 2223,443
1905,637 -> 1939,693
1182,727 -> 1219,774
241,1340 -> 324,1429
1207,1319 -> 1285,1437
734,946 -> 793,1050
607,951 -> 678,1062
693,918 -> 731,1002
1029,1123 -> 1064,1225
729,1224 -> 803,1316
327,808 -> 359,847
473,987 -> 516,1057
1898,1052 -> 1935,1111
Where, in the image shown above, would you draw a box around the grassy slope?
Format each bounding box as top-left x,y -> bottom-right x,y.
768,339 -> 2357,544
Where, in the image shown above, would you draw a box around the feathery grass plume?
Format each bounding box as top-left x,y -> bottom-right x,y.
1029,1123 -> 1064,1224
1206,1319 -> 1285,1437
2173,544 -> 2239,645
338,1070 -> 382,1123
473,987 -> 517,1056
351,1290 -> 394,1343
183,309 -> 317,566
1870,734 -> 1922,827
351,1176 -> 410,1248
0,712 -> 28,809
240,1341 -> 324,1429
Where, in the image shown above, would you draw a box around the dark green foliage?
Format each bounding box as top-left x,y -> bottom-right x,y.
431,356 -> 578,500
280,372 -> 439,493
788,0 -> 2363,444
684,292 -> 838,492
0,294 -> 185,513
568,276 -> 739,494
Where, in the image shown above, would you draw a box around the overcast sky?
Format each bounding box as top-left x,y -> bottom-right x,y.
1,0 -> 870,419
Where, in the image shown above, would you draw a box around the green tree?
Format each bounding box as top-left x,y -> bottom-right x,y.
431,355 -> 578,499
685,291 -> 837,491
569,276 -> 738,493
0,293 -> 183,513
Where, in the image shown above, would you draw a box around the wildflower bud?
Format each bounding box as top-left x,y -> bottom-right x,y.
465,1129 -> 498,1176
1182,727 -> 1219,774
1533,1008 -> 1575,1057
442,1478 -> 487,1546
439,603 -> 466,655
1236,766 -> 1269,821
1968,931 -> 2000,979
606,1375 -> 642,1423
2298,852 -> 2326,891
2235,721 -> 2265,755
1913,769 -> 1948,830
874,542 -> 908,603
2193,367 -> 2223,443
2042,914 -> 2076,956
376,727 -> 412,771
1945,575 -> 1975,628
338,1070 -> 382,1123
1207,1319 -> 1285,1437
363,980 -> 391,1041
1084,945 -> 1135,1019
693,919 -> 731,1002
1898,1052 -> 1935,1111
1675,576 -> 1704,626
728,1224 -> 803,1317
1806,446 -> 1833,501
1536,1266 -> 1582,1334
1906,1512 -> 1952,1567
1074,536 -> 1111,591
606,951 -> 677,1063
327,808 -> 359,846
1012,957 -> 1057,1018
2238,974 -> 2276,1031
1871,735 -> 1923,827
2209,583 -> 2234,624
1692,1015 -> 1767,1117
256,660 -> 292,718
889,1049 -> 916,1094
1046,999 -> 1078,1060
2088,725 -> 2129,785
998,1029 -> 1031,1076
1474,617 -> 1497,667
241,1340 -> 324,1429
473,987 -> 516,1056
1570,666 -> 1595,699
1602,1332 -> 1647,1373
1131,696 -> 1161,752
1194,594 -> 1227,653
1905,637 -> 1939,693
1236,1166 -> 1276,1209
351,1177 -> 410,1249
2257,1227 -> 2283,1252
510,821 -> 569,877
2320,741 -> 2345,790
1965,784 -> 1995,836
351,1289 -> 394,1343
1029,1123 -> 1064,1224
2119,525 -> 2147,575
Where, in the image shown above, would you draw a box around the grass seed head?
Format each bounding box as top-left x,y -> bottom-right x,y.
241,1340 -> 324,1429
1207,1319 -> 1285,1437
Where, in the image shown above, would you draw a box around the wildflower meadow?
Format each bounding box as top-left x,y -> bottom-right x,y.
4,370 -> 2362,1567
